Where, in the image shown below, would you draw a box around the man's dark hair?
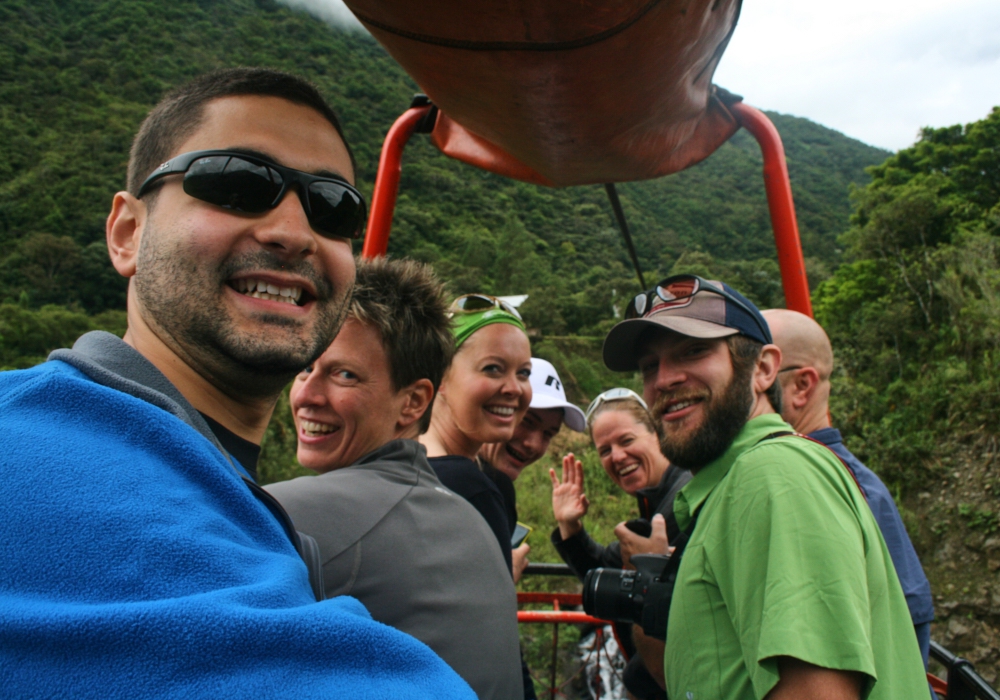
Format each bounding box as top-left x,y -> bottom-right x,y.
350,256 -> 455,433
727,335 -> 782,414
127,67 -> 355,197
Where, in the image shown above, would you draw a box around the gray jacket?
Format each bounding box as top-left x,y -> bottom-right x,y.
266,440 -> 523,700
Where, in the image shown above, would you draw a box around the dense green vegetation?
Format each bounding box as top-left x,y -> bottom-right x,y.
0,0 -> 886,336
814,107 -> 1000,491
4,0 -> 1000,686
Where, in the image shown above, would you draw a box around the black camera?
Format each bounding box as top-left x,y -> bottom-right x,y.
581,553 -> 675,641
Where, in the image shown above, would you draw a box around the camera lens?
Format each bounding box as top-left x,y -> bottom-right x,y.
582,567 -> 643,625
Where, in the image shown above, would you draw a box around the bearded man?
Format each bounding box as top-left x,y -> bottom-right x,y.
602,274 -> 927,700
0,68 -> 472,699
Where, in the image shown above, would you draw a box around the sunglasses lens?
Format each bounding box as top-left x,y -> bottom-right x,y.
498,301 -> 522,321
307,181 -> 365,240
656,277 -> 698,302
633,295 -> 647,318
454,295 -> 496,312
184,156 -> 281,213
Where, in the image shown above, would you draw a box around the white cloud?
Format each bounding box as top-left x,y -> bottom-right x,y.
713,0 -> 1000,150
279,0 -> 366,32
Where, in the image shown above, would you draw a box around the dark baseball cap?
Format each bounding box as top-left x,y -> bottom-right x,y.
603,274 -> 773,371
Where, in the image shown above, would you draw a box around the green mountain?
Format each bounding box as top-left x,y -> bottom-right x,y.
1,0 -> 888,331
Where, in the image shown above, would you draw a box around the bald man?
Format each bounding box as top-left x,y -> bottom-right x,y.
763,309 -> 935,669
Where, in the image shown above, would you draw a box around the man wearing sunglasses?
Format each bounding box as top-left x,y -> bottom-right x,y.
602,274 -> 927,700
762,308 -> 934,673
0,68 -> 472,699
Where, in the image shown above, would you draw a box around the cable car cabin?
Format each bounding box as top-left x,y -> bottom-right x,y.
344,0 -> 811,316
341,0 -> 1000,696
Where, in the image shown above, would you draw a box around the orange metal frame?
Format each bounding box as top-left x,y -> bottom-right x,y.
361,99 -> 814,317
516,592 -> 606,626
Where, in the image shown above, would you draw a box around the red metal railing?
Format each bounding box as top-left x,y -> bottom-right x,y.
517,591 -> 620,699
517,592 -> 606,626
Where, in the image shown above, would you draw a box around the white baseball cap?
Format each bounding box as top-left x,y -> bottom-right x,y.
529,358 -> 586,432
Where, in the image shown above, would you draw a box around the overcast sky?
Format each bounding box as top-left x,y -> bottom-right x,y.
285,0 -> 1000,152
714,0 -> 1000,150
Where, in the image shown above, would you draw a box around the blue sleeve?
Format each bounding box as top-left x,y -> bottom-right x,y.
829,443 -> 935,626
0,364 -> 475,700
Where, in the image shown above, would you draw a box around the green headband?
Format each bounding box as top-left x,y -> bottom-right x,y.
452,307 -> 526,348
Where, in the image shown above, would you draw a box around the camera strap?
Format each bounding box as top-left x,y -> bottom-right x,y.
641,508 -> 701,641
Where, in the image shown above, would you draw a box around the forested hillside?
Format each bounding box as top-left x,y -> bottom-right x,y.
0,0 -> 887,337
4,0 -> 997,687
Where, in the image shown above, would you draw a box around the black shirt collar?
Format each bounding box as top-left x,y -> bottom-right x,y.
199,413 -> 261,481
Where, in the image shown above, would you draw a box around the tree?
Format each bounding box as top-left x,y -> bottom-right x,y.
813,107 -> 1000,488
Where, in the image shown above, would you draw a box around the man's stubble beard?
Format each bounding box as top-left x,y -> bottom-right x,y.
133,220 -> 351,398
654,357 -> 756,473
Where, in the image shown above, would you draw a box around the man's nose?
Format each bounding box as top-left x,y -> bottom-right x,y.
253,189 -> 319,258
522,429 -> 544,453
644,361 -> 686,405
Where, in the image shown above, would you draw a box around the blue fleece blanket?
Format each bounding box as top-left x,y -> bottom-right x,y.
0,361 -> 475,699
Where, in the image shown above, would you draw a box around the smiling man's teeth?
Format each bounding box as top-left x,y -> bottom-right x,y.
301,420 -> 336,437
506,445 -> 528,462
486,406 -> 515,416
234,278 -> 304,305
666,399 -> 697,413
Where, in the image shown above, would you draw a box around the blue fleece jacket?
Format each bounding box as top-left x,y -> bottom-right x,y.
0,351 -> 475,699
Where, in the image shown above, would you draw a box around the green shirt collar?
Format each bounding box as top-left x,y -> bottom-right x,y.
673,413 -> 792,530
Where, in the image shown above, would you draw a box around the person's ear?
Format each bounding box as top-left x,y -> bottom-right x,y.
790,367 -> 821,409
754,344 -> 781,396
106,192 -> 146,278
397,379 -> 435,431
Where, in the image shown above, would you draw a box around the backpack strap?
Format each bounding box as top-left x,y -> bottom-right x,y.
756,430 -> 868,501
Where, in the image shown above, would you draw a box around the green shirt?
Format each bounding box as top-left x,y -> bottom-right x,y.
665,414 -> 927,700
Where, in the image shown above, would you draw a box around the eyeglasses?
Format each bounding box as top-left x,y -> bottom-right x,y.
136,150 -> 367,240
625,274 -> 772,343
449,294 -> 523,322
585,387 -> 648,421
778,366 -> 803,373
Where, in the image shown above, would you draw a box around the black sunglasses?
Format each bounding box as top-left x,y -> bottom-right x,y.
625,274 -> 773,343
137,149 -> 367,240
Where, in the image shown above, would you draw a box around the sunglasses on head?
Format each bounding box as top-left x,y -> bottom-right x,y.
137,149 -> 367,240
625,274 -> 772,343
449,294 -> 523,322
585,387 -> 648,422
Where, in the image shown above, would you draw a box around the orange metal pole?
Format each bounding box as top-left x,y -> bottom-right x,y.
729,102 -> 813,317
517,610 -> 609,625
361,105 -> 433,259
